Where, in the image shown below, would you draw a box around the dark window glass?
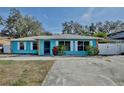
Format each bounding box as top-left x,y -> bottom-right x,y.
59,41 -> 64,46
84,41 -> 89,51
59,41 -> 70,51
33,41 -> 37,50
78,41 -> 83,51
65,41 -> 70,51
20,42 -> 24,50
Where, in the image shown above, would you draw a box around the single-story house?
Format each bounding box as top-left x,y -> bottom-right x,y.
108,31 -> 124,40
11,34 -> 101,56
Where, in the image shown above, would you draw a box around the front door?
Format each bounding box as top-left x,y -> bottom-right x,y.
44,41 -> 50,55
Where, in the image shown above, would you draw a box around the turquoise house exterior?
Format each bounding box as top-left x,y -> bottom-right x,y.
11,34 -> 99,56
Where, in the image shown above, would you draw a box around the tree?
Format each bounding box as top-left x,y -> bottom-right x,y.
89,23 -> 96,34
21,15 -> 45,37
62,21 -> 87,35
0,16 -> 3,25
1,8 -> 46,38
93,32 -> 108,38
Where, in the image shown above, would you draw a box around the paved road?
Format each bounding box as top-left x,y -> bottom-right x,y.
42,56 -> 124,86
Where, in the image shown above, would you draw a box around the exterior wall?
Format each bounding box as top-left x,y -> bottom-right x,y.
92,39 -> 97,48
38,39 -> 56,56
47,39 -> 97,56
50,40 -> 56,55
11,41 -> 38,54
39,40 -> 44,55
11,39 -> 97,56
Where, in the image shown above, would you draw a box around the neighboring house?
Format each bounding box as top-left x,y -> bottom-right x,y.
0,37 -> 11,53
108,31 -> 124,40
11,34 -> 100,56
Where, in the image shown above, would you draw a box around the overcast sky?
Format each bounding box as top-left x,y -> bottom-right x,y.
0,7 -> 124,33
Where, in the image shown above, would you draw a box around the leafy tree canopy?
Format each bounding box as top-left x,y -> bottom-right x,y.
0,8 -> 51,38
62,21 -> 88,35
62,20 -> 124,38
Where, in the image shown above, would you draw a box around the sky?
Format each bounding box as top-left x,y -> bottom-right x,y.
0,7 -> 124,34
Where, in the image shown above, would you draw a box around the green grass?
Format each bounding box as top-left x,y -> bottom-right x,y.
0,60 -> 54,86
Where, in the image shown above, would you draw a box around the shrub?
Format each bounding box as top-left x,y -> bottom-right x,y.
58,45 -> 65,55
93,32 -> 108,38
86,45 -> 99,56
52,46 -> 58,55
52,45 -> 65,56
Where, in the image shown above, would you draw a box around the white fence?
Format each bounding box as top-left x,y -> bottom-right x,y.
98,43 -> 124,55
3,44 -> 11,53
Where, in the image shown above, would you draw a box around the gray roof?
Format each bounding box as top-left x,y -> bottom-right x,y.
108,31 -> 124,39
11,34 -> 102,41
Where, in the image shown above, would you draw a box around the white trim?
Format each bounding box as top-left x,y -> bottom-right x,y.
17,42 -> 20,50
24,42 -> 26,50
90,41 -> 93,46
70,41 -> 73,51
75,41 -> 78,51
55,41 -> 58,46
30,42 -> 33,50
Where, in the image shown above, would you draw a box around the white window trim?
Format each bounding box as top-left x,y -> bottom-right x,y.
55,41 -> 58,46
30,42 -> 33,50
24,42 -> 26,50
17,42 -> 20,50
75,41 -> 78,51
70,41 -> 73,51
90,41 -> 93,46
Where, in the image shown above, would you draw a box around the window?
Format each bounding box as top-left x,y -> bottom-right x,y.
59,41 -> 70,51
59,41 -> 64,46
33,41 -> 37,50
77,41 -> 89,51
84,41 -> 89,51
20,42 -> 24,50
78,41 -> 83,51
65,41 -> 70,51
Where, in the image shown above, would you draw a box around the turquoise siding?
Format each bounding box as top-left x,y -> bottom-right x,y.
38,40 -> 55,56
64,51 -> 88,56
92,39 -> 97,48
11,41 -> 38,54
64,39 -> 97,56
50,40 -> 56,56
39,40 -> 44,55
11,39 -> 97,56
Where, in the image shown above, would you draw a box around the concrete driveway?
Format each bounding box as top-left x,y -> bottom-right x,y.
0,54 -> 124,86
42,56 -> 124,86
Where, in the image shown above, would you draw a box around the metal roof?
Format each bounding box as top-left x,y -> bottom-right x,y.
11,34 -> 103,41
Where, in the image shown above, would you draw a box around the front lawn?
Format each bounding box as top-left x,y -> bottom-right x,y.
0,60 -> 54,86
